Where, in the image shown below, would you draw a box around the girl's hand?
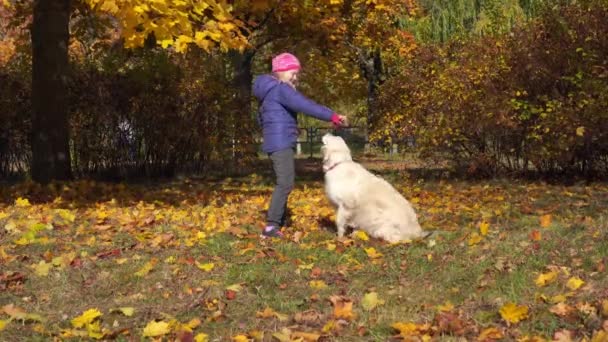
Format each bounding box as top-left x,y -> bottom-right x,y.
338,115 -> 349,127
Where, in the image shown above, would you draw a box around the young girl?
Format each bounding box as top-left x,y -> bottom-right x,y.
253,52 -> 346,238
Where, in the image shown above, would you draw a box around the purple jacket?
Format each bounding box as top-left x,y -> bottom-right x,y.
253,74 -> 334,153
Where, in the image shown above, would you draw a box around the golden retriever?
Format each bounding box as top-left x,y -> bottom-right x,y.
321,133 -> 428,243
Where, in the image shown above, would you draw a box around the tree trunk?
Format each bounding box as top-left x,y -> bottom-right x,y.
229,49 -> 256,158
31,0 -> 72,183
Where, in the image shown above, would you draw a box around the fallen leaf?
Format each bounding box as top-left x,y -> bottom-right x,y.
535,271 -> 558,287
134,258 -> 158,277
226,283 -> 244,292
437,301 -> 454,312
142,320 -> 171,337
329,295 -> 355,320
479,221 -> 489,236
566,277 -> 584,290
601,299 -> 608,317
309,280 -> 328,289
364,247 -> 383,259
0,320 -> 7,331
232,334 -> 249,342
361,292 -> 384,311
477,327 -> 503,340
294,309 -> 323,326
540,214 -> 552,228
33,260 -> 51,277
111,307 -> 134,317
71,309 -> 102,328
292,331 -> 321,341
225,290 -> 237,300
549,303 -> 573,317
392,322 -> 430,336
499,303 -> 528,324
3,304 -> 27,320
468,232 -> 482,246
576,126 -> 585,136
529,230 -> 541,241
553,329 -> 574,342
195,262 -> 215,272
354,231 -> 369,241
256,307 -> 288,321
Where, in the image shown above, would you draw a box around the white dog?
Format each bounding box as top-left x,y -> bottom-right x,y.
321,133 -> 428,243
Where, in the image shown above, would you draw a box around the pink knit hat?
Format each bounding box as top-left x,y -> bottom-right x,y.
272,53 -> 301,72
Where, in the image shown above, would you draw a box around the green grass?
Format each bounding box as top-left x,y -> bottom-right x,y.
1,173 -> 607,341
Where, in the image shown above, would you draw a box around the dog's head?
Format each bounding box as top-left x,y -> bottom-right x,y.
321,133 -> 352,172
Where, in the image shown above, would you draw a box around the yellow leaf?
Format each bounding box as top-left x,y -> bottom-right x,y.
362,292 -> 384,311
354,230 -> 369,241
601,299 -> 608,316
226,283 -> 243,292
33,260 -> 51,277
292,331 -> 321,341
15,197 -> 31,207
539,214 -> 552,228
437,301 -> 454,312
309,280 -> 328,289
478,327 -> 504,340
326,242 -> 336,251
468,232 -> 482,246
479,221 -> 490,236
142,320 -> 171,337
550,294 -> 569,303
71,309 -> 102,328
535,271 -> 558,287
576,126 -> 585,136
55,209 -> 76,222
364,247 -> 383,259
195,262 -> 215,272
499,303 -> 528,324
392,322 -> 430,336
232,334 -> 250,342
256,307 -> 288,321
134,258 -> 157,277
0,320 -> 7,331
183,318 -> 201,331
195,333 -> 209,342
112,307 -> 135,317
566,277 -> 584,290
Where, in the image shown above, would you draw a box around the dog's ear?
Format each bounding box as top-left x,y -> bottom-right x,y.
322,133 -> 333,145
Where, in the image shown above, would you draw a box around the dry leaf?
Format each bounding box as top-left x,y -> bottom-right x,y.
499,303 -> 528,324
479,221 -> 490,236
566,277 -> 585,290
309,280 -> 328,289
329,295 -> 355,320
540,214 -> 552,228
535,271 -> 558,287
361,292 -> 384,311
256,307 -> 288,321
71,309 -> 102,328
195,262 -> 215,272
477,327 -> 503,340
142,320 -> 171,337
549,303 -> 573,317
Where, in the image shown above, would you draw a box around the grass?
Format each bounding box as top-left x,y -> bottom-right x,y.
1,160 -> 607,341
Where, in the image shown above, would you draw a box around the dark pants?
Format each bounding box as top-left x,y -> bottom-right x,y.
266,147 -> 295,227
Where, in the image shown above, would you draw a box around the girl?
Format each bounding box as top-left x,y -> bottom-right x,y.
253,52 -> 346,238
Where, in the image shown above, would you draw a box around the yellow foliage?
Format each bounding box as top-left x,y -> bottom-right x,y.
500,303 -> 529,324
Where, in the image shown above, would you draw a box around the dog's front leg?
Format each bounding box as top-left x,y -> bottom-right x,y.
336,206 -> 348,238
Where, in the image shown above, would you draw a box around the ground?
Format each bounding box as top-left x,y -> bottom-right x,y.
0,158 -> 607,341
